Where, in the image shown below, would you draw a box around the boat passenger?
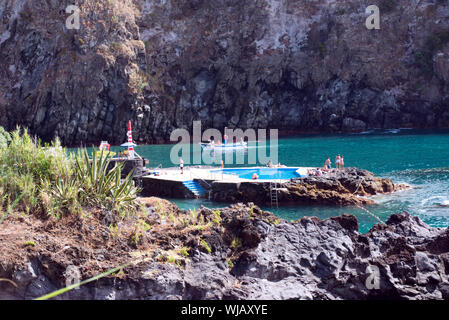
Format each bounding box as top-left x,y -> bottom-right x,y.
252,173 -> 259,180
179,158 -> 184,174
267,160 -> 273,168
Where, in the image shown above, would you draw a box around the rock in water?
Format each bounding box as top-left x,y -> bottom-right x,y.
211,168 -> 409,206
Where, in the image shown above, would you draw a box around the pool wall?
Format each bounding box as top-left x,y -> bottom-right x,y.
140,175 -> 287,205
211,180 -> 283,204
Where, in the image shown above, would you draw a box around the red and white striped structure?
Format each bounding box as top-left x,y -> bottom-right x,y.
127,120 -> 135,159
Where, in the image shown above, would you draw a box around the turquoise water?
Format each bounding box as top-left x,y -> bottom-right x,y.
109,129 -> 449,233
211,168 -> 303,180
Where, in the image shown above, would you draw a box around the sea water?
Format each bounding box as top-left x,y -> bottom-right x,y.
109,129 -> 449,233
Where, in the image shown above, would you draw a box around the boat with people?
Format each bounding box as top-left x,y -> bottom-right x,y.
200,126 -> 249,151
200,141 -> 247,150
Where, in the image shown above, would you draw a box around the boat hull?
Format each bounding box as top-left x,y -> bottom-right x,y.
200,143 -> 247,150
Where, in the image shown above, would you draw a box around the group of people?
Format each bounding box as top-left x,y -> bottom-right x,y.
118,150 -> 129,159
267,160 -> 286,168
322,154 -> 345,171
206,136 -> 245,146
307,154 -> 345,177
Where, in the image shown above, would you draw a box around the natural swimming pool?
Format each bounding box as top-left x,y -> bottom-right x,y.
78,129 -> 449,233
211,167 -> 304,180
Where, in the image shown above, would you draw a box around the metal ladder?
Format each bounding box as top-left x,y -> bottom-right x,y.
198,179 -> 213,200
270,181 -> 279,208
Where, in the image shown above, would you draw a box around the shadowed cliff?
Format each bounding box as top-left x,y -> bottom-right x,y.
0,0 -> 448,146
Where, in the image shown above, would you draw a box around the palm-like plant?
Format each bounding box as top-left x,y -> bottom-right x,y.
73,148 -> 140,214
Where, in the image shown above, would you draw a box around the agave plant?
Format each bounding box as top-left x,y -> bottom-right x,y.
73,148 -> 140,215
43,177 -> 82,218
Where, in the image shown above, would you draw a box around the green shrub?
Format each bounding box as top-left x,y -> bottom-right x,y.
178,247 -> 189,257
0,128 -> 72,218
0,127 -> 11,149
212,210 -> 221,225
230,237 -> 242,250
73,148 -> 140,216
0,128 -> 140,221
200,239 -> 212,253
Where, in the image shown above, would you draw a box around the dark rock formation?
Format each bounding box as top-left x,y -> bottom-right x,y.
212,167 -> 408,205
1,0 -> 449,146
2,202 -> 448,300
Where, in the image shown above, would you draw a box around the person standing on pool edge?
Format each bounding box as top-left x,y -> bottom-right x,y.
335,154 -> 341,170
224,126 -> 228,145
179,158 -> 184,174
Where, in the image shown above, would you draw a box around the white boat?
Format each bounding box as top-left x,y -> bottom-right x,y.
200,142 -> 247,150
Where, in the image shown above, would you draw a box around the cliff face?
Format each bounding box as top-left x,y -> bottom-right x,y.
0,0 -> 448,145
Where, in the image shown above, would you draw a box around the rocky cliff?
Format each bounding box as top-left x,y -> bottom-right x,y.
1,201 -> 449,300
1,0 -> 448,146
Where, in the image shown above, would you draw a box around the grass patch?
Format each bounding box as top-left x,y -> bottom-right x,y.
230,237 -> 242,250
178,247 -> 189,257
200,239 -> 212,253
212,210 -> 221,225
